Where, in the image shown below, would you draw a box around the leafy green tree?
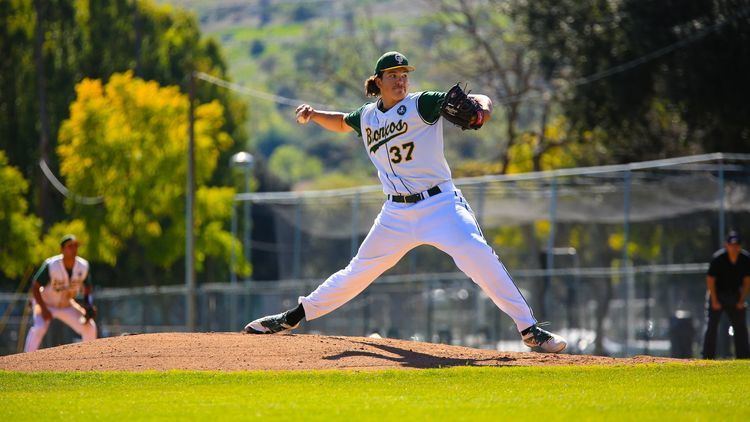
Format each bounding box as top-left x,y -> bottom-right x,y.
57,72 -> 247,285
0,151 -> 42,280
268,145 -> 324,187
505,116 -> 607,173
425,0 -> 562,173
517,0 -> 750,161
0,0 -> 246,226
305,171 -> 375,191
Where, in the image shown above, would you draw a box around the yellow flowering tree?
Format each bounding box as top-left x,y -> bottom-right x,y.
57,72 -> 247,282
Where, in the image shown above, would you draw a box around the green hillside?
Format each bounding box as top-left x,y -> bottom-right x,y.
155,1 -> 488,189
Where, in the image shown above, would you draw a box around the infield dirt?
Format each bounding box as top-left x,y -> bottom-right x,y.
0,333 -> 683,372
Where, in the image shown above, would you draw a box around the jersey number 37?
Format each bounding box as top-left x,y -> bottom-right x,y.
389,142 -> 415,164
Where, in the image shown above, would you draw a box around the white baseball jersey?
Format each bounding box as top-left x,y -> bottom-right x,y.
297,90 -> 539,334
24,254 -> 96,352
37,255 -> 90,308
346,92 -> 451,195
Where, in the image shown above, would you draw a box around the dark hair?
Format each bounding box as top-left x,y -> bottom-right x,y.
364,74 -> 381,97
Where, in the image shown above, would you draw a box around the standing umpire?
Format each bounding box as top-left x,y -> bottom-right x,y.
702,230 -> 750,359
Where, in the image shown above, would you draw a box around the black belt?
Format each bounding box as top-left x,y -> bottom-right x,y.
389,186 -> 442,203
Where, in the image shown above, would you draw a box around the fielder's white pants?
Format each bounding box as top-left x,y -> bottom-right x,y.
24,299 -> 97,352
299,187 -> 537,332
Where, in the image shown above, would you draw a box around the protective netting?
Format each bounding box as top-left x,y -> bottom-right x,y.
3,154 -> 749,357
242,155 -> 750,281
267,170 -> 749,235
0,271 -> 716,357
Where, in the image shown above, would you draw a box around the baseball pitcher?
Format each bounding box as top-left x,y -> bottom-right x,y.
243,51 -> 567,353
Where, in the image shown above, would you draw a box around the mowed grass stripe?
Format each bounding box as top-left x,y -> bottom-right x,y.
1,362 -> 748,421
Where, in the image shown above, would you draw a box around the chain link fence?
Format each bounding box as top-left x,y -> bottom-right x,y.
2,153 -> 749,357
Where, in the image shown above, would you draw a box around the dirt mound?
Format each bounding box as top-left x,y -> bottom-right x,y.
0,333 -> 683,372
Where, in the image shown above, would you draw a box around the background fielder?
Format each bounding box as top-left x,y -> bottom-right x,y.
24,234 -> 97,352
243,51 -> 567,353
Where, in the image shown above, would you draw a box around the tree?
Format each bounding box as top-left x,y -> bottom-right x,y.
268,145 -> 324,187
517,0 -> 750,161
33,0 -> 52,228
0,0 -> 247,227
0,151 -> 42,280
37,219 -> 91,262
425,0 -> 567,173
57,72 -> 247,285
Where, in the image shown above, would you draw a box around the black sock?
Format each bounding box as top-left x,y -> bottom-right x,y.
285,303 -> 305,326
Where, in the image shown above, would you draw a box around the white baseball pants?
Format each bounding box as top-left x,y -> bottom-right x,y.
299,187 -> 537,332
24,300 -> 97,352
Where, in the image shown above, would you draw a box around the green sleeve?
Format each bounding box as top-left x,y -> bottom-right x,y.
344,104 -> 368,137
31,262 -> 49,285
417,91 -> 447,124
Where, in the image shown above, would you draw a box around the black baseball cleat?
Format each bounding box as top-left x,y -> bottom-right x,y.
521,323 -> 567,353
242,311 -> 300,334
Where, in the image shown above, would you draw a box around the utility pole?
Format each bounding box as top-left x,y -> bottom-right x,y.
186,70 -> 196,331
34,0 -> 52,229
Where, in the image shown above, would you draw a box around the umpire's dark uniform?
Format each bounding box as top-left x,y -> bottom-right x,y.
702,236 -> 750,359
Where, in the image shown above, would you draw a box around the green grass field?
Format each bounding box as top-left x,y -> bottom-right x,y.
2,362 -> 748,420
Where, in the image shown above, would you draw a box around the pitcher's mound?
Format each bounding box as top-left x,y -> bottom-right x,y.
0,332 -> 680,372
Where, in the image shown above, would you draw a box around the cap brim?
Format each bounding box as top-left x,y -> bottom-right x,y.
379,65 -> 415,73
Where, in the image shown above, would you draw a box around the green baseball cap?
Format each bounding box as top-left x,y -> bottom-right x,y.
60,234 -> 78,247
374,51 -> 415,75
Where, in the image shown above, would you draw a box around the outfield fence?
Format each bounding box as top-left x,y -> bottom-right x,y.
1,153 -> 749,357
0,265 -> 736,357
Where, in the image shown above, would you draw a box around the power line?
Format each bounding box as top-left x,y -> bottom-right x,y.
194,71 -> 339,110
198,7 -> 747,110
41,72 -> 335,207
39,159 -> 103,205
497,7 -> 750,106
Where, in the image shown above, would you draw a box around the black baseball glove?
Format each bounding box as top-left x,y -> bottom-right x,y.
440,83 -> 484,130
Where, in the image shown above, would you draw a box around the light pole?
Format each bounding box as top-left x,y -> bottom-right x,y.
229,151 -> 253,331
230,152 -> 254,278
